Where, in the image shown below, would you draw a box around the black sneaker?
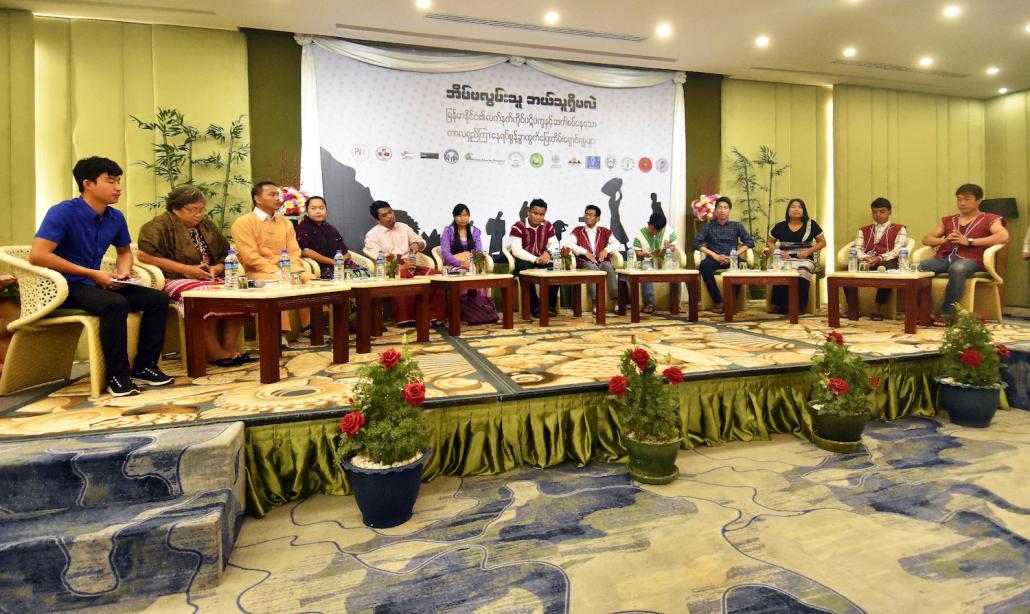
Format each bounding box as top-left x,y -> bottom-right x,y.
107,375 -> 142,397
132,364 -> 175,387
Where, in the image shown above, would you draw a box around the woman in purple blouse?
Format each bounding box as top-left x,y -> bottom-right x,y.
440,204 -> 497,324
296,196 -> 368,279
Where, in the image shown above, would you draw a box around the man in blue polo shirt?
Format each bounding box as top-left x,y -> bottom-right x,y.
693,196 -> 755,314
30,156 -> 173,397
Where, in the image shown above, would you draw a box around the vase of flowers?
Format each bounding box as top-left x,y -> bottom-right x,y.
279,186 -> 308,218
559,246 -> 574,271
935,307 -> 1007,428
808,330 -> 874,453
608,347 -> 684,484
336,347 -> 431,528
471,251 -> 488,274
384,254 -> 400,278
690,193 -> 719,225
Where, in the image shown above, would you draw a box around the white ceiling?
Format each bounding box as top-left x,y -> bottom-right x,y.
9,0 -> 1030,99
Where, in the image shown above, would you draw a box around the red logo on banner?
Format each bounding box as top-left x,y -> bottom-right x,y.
638,157 -> 653,173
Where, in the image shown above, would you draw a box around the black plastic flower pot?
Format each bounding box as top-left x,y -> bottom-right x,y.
937,379 -> 1000,428
808,406 -> 869,454
341,448 -> 432,528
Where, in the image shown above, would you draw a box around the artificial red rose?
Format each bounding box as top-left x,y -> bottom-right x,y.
385,254 -> 395,262
663,366 -> 685,384
825,331 -> 845,346
403,381 -> 426,406
608,375 -> 628,398
960,348 -> 982,368
379,348 -> 401,370
995,344 -> 1010,359
560,247 -> 571,256
827,377 -> 849,396
869,376 -> 880,389
339,412 -> 365,437
629,347 -> 650,371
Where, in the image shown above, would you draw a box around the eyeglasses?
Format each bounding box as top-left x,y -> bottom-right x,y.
183,206 -> 206,217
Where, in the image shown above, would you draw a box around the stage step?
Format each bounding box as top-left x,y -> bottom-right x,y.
0,422 -> 246,611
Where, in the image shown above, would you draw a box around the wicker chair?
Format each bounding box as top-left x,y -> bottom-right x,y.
692,248 -> 755,311
911,244 -> 1005,321
833,238 -> 916,320
0,246 -> 148,398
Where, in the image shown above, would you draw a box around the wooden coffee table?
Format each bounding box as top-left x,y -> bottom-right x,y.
349,277 -> 433,353
183,282 -> 350,384
721,270 -> 801,324
616,269 -> 700,323
517,269 -> 607,327
827,271 -> 934,334
430,273 -> 514,336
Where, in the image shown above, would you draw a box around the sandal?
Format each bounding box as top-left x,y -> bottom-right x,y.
642,304 -> 656,314
930,315 -> 950,328
870,313 -> 883,321
712,305 -> 724,314
236,352 -> 258,364
211,356 -> 243,368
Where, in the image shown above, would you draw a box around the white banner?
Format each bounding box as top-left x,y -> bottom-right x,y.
311,45 -> 677,257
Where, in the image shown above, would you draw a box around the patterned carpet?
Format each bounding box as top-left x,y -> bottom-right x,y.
108,409 -> 1030,613
2,309 -> 1029,439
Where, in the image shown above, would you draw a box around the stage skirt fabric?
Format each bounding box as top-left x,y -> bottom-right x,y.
163,279 -> 249,319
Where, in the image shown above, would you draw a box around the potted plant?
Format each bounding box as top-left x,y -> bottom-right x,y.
384,254 -> 400,278
936,306 -> 1008,428
608,347 -> 684,484
471,251 -> 488,274
559,246 -> 574,270
808,330 -> 875,453
336,347 -> 431,528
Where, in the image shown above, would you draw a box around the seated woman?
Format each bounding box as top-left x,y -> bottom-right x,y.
137,185 -> 253,367
440,204 -> 498,324
295,196 -> 368,279
765,198 -> 827,314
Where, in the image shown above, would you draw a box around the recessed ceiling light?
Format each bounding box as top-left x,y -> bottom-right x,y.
919,56 -> 934,67
415,0 -> 431,9
656,22 -> 673,38
755,35 -> 770,47
986,66 -> 1000,75
998,87 -> 1009,94
843,47 -> 857,58
544,11 -> 560,25
943,5 -> 961,18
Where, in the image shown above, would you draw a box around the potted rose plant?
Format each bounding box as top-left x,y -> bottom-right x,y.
559,246 -> 574,271
471,251 -> 488,274
936,306 -> 1008,428
608,347 -> 684,484
336,347 -> 431,528
808,330 -> 875,453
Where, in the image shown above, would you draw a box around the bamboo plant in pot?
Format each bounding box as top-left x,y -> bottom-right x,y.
936,307 -> 1008,428
808,331 -> 875,453
608,347 -> 685,484
336,347 -> 431,528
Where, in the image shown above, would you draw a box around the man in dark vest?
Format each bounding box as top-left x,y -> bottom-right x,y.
847,197 -> 908,321
564,205 -> 620,313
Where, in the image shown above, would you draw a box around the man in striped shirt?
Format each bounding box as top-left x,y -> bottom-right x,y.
509,198 -> 560,318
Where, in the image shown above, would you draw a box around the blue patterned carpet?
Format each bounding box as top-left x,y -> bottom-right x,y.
99,410 -> 1030,613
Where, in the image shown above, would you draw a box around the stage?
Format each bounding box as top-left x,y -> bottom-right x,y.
2,307 -> 1028,515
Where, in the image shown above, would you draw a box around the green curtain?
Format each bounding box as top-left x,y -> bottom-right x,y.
245,359 -> 943,517
0,9 -> 34,246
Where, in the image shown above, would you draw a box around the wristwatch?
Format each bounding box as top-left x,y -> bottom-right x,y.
967,238 -> 974,247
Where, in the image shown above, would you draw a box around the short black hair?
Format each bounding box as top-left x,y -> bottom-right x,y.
648,212 -> 667,230
870,197 -> 892,211
784,198 -> 810,223
585,205 -> 601,217
370,200 -> 392,220
529,198 -> 548,210
166,185 -> 206,212
251,181 -> 277,206
73,157 -> 122,193
715,196 -> 733,209
955,183 -> 984,200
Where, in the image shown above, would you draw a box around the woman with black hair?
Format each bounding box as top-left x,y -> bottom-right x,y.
439,204 -> 497,324
764,198 -> 827,314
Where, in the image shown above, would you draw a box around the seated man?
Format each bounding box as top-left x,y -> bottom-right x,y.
846,197 -> 908,320
231,181 -> 313,336
920,183 -> 1008,325
632,212 -> 679,313
363,200 -> 446,325
30,156 -> 173,397
692,196 -> 755,314
563,205 -> 620,312
510,198 -> 561,318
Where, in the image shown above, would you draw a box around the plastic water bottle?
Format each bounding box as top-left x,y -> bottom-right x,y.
729,250 -> 739,270
848,245 -> 859,272
627,248 -> 637,270
664,246 -> 675,270
772,244 -> 783,271
223,249 -> 239,290
278,249 -> 291,284
375,250 -> 386,279
899,246 -> 910,272
552,249 -> 563,272
333,249 -> 346,282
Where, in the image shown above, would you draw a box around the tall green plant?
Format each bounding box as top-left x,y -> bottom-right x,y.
729,147 -> 762,242
201,118 -> 251,235
755,145 -> 791,240
131,108 -> 205,209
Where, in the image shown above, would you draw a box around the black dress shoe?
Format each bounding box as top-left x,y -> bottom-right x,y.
132,364 -> 175,386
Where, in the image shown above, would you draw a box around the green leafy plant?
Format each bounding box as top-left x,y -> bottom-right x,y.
809,329 -> 875,417
607,347 -> 683,443
472,251 -> 488,274
336,348 -> 429,466
131,108 -> 250,235
729,147 -> 762,242
729,145 -> 791,268
755,145 -> 791,241
940,306 -> 1007,388
0,275 -> 19,303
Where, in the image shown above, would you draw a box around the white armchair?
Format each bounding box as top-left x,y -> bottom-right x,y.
912,244 -> 1004,320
